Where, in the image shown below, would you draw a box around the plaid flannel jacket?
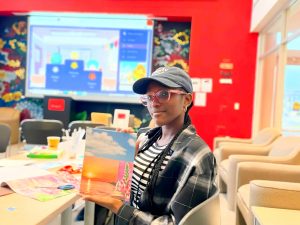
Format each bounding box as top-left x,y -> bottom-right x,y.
115,125 -> 217,225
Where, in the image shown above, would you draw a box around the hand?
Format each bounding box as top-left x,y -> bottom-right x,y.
82,194 -> 123,214
116,127 -> 135,133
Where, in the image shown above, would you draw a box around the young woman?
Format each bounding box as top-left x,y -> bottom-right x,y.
84,66 -> 217,225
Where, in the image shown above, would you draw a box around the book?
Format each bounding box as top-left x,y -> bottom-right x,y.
0,165 -> 79,201
27,145 -> 64,159
80,127 -> 136,202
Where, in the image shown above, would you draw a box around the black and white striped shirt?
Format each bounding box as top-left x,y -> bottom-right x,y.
131,142 -> 170,208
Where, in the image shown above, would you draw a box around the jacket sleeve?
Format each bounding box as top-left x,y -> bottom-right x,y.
114,152 -> 216,225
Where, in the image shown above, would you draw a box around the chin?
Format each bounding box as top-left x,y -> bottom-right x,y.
154,120 -> 165,127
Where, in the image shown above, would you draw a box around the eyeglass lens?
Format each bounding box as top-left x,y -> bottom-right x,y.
141,90 -> 170,106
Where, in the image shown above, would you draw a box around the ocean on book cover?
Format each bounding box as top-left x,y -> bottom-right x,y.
80,128 -> 136,201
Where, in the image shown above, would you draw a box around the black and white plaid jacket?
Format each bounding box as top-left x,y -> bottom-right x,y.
115,125 -> 217,225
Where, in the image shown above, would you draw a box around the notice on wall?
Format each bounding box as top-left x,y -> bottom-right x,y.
200,78 -> 213,93
219,78 -> 233,84
191,78 -> 212,107
191,78 -> 213,93
194,92 -> 207,107
191,78 -> 201,92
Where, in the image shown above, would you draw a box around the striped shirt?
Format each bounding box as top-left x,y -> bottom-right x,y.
131,142 -> 169,208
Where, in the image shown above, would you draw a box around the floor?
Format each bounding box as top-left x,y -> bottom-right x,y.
220,193 -> 236,225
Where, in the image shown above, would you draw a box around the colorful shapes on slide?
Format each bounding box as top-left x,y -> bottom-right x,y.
88,72 -> 96,81
87,60 -> 99,71
133,64 -> 146,80
51,52 -> 62,64
52,66 -> 59,73
70,62 -> 78,70
70,52 -> 79,60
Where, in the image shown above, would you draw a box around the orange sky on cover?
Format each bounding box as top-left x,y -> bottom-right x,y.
82,156 -> 119,183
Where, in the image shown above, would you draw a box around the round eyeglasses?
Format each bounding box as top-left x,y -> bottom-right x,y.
140,89 -> 187,106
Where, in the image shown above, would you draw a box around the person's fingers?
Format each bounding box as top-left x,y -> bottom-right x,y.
80,194 -> 91,200
115,127 -> 134,133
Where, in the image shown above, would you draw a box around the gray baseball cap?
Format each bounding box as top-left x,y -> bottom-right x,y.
133,66 -> 193,94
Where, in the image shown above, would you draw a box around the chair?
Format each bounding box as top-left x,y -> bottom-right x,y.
91,112 -> 112,126
96,126 -> 117,131
0,123 -> 11,157
179,188 -> 220,225
68,120 -> 105,136
0,107 -> 20,144
235,163 -> 300,225
214,128 -> 281,165
20,119 -> 64,145
213,127 -> 281,149
218,136 -> 300,210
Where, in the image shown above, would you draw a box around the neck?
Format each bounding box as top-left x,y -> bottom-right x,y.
157,117 -> 185,146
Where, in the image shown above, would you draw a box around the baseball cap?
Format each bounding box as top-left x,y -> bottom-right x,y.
133,66 -> 193,94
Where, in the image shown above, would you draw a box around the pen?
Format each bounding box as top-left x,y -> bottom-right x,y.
35,184 -> 75,190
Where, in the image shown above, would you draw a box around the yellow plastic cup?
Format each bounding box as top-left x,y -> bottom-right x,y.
47,136 -> 60,150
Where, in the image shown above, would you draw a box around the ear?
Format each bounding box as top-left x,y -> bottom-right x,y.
184,93 -> 193,107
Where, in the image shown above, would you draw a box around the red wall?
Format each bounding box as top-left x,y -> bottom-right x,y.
0,0 -> 258,148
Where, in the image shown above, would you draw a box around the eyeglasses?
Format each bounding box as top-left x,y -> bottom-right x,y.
140,89 -> 187,106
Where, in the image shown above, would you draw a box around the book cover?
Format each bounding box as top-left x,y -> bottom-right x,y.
80,128 -> 136,202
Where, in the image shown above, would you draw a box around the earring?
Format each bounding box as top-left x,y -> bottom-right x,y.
184,106 -> 187,112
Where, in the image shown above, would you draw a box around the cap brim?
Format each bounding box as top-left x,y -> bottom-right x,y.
133,77 -> 182,94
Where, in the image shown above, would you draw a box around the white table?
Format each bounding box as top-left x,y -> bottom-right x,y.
252,206 -> 300,225
0,152 -> 80,225
0,191 -> 79,225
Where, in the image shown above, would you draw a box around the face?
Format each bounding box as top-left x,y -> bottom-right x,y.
143,82 -> 192,127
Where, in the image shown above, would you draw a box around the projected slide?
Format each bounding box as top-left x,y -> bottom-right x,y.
26,13 -> 153,103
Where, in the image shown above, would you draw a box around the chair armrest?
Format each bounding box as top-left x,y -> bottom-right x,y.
229,153 -> 300,184
213,137 -> 251,149
215,145 -> 270,163
250,180 -> 300,210
237,162 -> 300,190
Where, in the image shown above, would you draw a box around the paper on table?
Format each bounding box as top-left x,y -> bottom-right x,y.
5,173 -> 80,201
0,159 -> 34,167
0,165 -> 51,186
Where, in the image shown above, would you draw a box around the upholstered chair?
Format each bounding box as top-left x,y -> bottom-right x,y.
214,128 -> 281,166
218,136 -> 300,210
68,120 -> 105,137
20,119 -> 64,145
235,162 -> 300,225
213,128 -> 281,150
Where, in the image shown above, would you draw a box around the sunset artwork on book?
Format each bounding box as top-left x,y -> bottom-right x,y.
80,128 -> 136,201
